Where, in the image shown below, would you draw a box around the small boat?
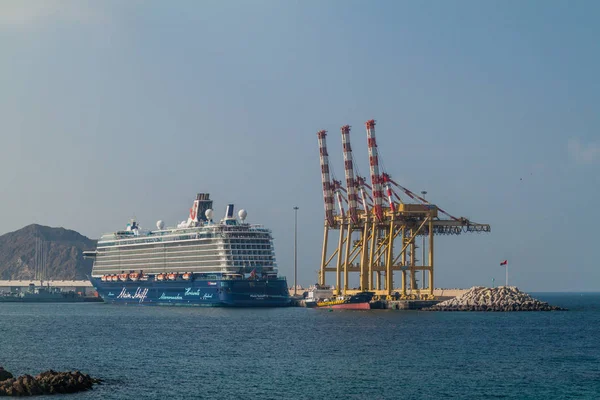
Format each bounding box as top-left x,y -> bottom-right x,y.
129,273 -> 140,281
156,273 -> 166,281
182,272 -> 192,280
118,274 -> 129,281
111,275 -> 119,282
140,274 -> 149,281
316,291 -> 375,310
167,273 -> 178,281
100,275 -> 107,282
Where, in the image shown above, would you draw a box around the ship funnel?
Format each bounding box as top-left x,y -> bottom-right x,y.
195,193 -> 213,222
225,204 -> 235,219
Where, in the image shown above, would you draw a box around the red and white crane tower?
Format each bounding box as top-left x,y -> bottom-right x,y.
365,120 -> 385,221
317,119 -> 490,299
317,130 -> 336,227
340,125 -> 359,224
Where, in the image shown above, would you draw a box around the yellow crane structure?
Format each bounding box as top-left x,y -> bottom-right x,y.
317,120 -> 490,300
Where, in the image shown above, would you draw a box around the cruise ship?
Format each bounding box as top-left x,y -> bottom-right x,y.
85,193 -> 291,306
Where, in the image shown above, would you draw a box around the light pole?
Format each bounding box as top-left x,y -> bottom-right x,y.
421,191 -> 427,291
293,206 -> 299,296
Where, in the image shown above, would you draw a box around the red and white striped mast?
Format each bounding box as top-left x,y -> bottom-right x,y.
365,120 -> 384,221
317,130 -> 336,226
340,125 -> 359,224
382,173 -> 396,213
356,176 -> 371,215
332,180 -> 346,220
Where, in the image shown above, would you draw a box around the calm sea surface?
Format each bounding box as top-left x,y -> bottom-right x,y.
0,293 -> 599,400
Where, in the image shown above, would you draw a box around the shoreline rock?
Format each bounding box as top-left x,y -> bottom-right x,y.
424,286 -> 566,312
0,369 -> 101,396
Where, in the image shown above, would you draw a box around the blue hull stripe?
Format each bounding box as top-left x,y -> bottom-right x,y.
90,278 -> 291,307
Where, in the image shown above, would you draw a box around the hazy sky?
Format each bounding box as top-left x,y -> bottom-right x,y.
1,1 -> 598,291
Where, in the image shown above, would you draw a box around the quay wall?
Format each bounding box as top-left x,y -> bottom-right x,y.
289,287 -> 469,299
0,280 -> 96,296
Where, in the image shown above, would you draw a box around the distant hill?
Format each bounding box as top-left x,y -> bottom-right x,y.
0,224 -> 96,280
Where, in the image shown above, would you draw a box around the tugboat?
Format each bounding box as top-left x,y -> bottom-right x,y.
316,291 -> 375,310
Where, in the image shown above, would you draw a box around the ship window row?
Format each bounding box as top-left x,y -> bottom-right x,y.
94,260 -> 226,268
99,243 -> 223,255
227,244 -> 271,250
97,254 -> 223,264
229,255 -> 273,261
98,236 -> 218,247
228,249 -> 273,256
231,261 -> 274,266
96,254 -> 225,264
98,237 -> 225,250
231,262 -> 272,267
95,255 -> 225,266
98,240 -> 272,253
98,248 -> 222,260
95,259 -> 229,269
93,267 -> 243,274
99,245 -> 272,258
94,264 -> 273,273
226,237 -> 271,243
225,236 -> 271,241
102,240 -> 223,250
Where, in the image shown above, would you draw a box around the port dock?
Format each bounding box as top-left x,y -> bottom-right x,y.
291,298 -> 441,309
290,288 -> 468,309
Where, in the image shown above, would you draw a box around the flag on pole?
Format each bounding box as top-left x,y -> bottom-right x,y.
500,260 -> 508,266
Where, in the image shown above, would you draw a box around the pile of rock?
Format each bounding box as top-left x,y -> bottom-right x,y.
425,286 -> 566,311
0,368 -> 101,396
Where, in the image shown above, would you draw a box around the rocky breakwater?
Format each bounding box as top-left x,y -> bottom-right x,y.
0,368 -> 101,396
425,286 -> 566,312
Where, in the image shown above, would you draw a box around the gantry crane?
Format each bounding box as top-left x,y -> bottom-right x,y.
317,120 -> 490,300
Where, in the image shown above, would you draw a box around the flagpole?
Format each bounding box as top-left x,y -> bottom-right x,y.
506,263 -> 508,287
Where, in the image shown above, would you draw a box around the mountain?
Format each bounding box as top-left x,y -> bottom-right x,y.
0,224 -> 97,280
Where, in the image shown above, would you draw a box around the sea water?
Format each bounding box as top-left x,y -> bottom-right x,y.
0,293 -> 598,399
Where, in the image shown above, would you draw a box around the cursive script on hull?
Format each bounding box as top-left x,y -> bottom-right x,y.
116,287 -> 149,303
159,293 -> 183,300
184,288 -> 201,296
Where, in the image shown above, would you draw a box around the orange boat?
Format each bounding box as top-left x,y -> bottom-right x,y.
111,275 -> 119,282
167,273 -> 178,281
100,275 -> 107,282
156,273 -> 165,281
182,272 -> 192,280
118,274 -> 129,281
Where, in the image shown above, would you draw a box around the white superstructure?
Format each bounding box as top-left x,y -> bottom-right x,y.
88,194 -> 278,278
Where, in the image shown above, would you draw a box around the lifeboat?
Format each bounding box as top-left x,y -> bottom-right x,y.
140,274 -> 149,281
129,273 -> 140,281
156,273 -> 166,281
118,273 -> 129,281
111,275 -> 119,282
101,275 -> 107,282
167,273 -> 178,281
182,272 -> 192,280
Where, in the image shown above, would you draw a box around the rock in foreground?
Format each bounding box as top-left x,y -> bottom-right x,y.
425,286 -> 566,312
0,369 -> 13,382
0,369 -> 101,396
